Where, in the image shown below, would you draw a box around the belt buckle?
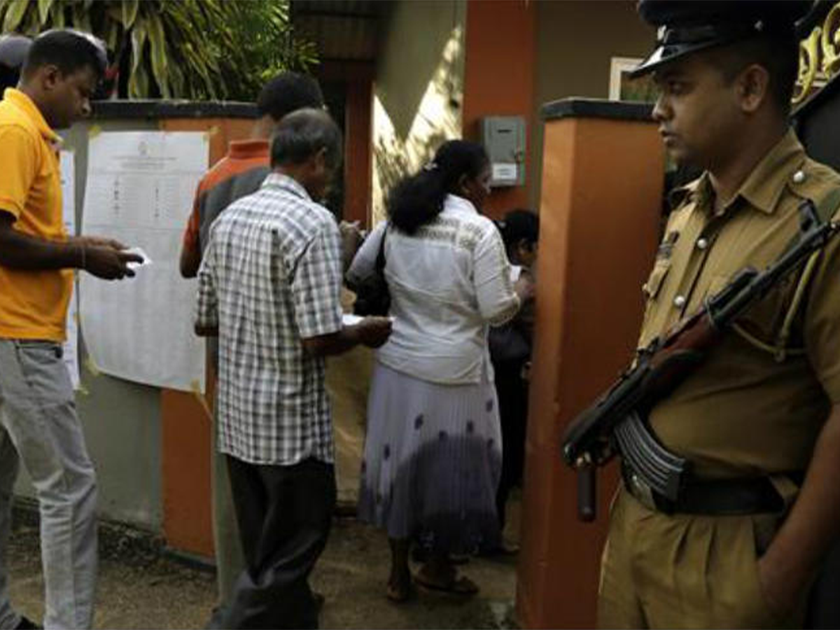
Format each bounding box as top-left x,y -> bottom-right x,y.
628,471 -> 658,511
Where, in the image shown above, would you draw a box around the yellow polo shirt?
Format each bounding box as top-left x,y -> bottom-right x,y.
639,130 -> 840,478
0,89 -> 72,342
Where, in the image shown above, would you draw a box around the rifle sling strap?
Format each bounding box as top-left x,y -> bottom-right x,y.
732,187 -> 840,361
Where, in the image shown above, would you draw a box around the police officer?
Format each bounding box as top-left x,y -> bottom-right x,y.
598,1 -> 840,627
0,35 -> 31,93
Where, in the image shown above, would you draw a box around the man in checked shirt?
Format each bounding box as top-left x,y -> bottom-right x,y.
195,108 -> 392,629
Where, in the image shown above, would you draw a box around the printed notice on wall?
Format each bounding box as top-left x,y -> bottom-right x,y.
79,131 -> 208,392
60,150 -> 80,391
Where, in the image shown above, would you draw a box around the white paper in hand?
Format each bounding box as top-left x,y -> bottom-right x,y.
342,314 -> 364,327
342,314 -> 395,327
125,246 -> 153,270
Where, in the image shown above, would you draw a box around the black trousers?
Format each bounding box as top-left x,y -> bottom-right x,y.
494,360 -> 528,530
218,456 -> 336,629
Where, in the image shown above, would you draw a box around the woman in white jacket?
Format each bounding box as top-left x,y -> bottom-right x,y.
348,140 -> 530,602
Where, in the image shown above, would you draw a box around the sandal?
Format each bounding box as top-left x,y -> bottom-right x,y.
414,572 -> 480,596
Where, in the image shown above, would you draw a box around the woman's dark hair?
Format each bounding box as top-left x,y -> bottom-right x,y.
387,140 -> 489,235
497,209 -> 539,252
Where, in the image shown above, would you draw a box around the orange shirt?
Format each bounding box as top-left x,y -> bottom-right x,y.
0,88 -> 71,342
182,139 -> 270,254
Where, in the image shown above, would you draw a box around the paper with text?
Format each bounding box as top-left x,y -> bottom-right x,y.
79,131 -> 208,392
60,150 -> 80,390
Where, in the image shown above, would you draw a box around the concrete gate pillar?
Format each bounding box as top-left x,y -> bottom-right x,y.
517,99 -> 664,628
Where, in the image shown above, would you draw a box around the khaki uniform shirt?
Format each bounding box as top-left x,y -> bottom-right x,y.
640,130 -> 840,478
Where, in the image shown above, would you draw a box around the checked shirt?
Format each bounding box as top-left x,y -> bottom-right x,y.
195,173 -> 343,466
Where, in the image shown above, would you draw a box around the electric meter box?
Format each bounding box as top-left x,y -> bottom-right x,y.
480,116 -> 526,187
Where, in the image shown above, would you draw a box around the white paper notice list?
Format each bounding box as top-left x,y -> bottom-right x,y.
60,150 -> 80,390
79,131 -> 208,392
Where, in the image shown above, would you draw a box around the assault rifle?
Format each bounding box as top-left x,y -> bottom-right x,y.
561,198 -> 839,521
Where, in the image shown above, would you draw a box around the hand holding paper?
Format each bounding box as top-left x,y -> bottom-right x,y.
81,242 -> 145,280
124,247 -> 153,270
354,316 -> 393,348
342,313 -> 394,327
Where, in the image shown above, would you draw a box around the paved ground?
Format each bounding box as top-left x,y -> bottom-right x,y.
7,510 -> 520,629
8,340 -> 521,629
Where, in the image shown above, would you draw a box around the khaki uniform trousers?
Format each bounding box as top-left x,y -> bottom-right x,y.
598,486 -> 805,629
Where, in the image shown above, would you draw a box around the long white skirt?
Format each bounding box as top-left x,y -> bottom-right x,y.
357,361 -> 503,553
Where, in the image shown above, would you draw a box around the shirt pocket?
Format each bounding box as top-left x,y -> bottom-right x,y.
704,273 -> 798,346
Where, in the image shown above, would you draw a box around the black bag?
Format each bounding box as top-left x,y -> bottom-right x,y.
489,322 -> 531,364
353,227 -> 391,316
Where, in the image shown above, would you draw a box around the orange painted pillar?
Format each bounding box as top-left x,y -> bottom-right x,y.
160,117 -> 254,559
517,99 -> 664,628
462,0 -> 536,220
343,77 -> 373,226
315,61 -> 375,227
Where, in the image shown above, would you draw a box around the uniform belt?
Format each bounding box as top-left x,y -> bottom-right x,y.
623,464 -> 787,515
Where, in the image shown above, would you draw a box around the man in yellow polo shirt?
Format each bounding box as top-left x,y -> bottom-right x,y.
0,30 -> 141,630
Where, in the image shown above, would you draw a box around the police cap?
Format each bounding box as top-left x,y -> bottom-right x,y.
630,0 -> 813,78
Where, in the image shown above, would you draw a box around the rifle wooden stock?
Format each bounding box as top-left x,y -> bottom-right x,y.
560,310 -> 717,470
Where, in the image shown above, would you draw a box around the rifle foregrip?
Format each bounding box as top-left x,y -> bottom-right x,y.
577,466 -> 597,522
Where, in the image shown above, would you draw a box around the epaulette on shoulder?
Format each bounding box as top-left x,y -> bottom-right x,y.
787,158 -> 840,209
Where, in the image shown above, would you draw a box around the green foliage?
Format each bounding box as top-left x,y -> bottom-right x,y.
229,1 -> 318,87
0,0 -> 319,100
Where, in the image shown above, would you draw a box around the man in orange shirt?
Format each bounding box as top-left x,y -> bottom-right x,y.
0,30 -> 140,630
179,73 -> 326,278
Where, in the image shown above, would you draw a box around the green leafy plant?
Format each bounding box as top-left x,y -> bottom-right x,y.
0,0 -> 318,100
